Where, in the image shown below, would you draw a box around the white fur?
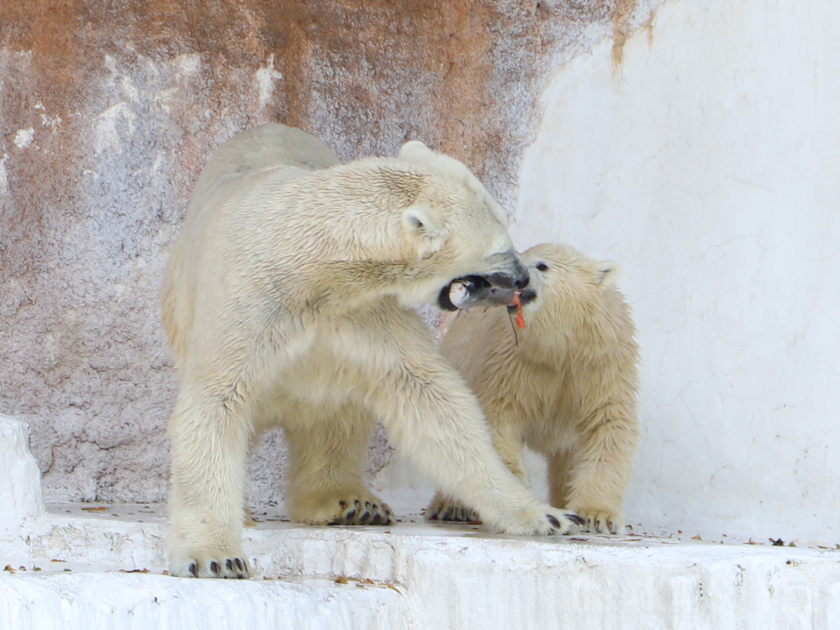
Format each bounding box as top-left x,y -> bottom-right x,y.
161,124 -> 580,578
429,243 -> 641,535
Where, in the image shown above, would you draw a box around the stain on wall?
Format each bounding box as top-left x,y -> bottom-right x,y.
0,0 -> 655,503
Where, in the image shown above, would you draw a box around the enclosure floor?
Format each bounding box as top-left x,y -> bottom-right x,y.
2,502 -> 839,630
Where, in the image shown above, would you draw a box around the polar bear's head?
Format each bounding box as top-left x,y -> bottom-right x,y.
394,141 -> 528,310
512,243 -> 621,328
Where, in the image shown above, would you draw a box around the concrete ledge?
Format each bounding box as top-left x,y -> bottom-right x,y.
0,572 -> 403,630
3,506 -> 840,630
2,416 -> 840,629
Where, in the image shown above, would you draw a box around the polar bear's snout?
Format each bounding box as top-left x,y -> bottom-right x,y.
437,252 -> 531,311
483,253 -> 530,290
487,267 -> 529,290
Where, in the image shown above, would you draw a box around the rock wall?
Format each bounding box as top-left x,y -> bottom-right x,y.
0,0 -> 657,503
513,0 -> 840,543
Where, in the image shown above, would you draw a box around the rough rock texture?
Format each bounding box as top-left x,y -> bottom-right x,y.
0,0 -> 658,504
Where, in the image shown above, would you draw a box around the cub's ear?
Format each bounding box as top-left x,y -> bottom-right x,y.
403,205 -> 448,258
399,140 -> 435,162
594,261 -> 621,288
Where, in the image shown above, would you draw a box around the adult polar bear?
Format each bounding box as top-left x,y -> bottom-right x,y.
161,123 -> 582,578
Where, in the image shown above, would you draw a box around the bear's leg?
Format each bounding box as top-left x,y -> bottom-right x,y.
352,331 -> 580,535
547,449 -> 573,509
283,402 -> 393,526
490,419 -> 531,486
372,378 -> 583,535
167,387 -> 252,578
427,414 -> 528,523
564,405 -> 638,535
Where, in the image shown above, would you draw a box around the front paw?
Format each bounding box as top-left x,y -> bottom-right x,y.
169,548 -> 252,579
425,492 -> 480,523
574,508 -> 625,535
506,507 -> 584,536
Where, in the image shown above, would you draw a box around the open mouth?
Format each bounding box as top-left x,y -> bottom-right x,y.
506,287 -> 536,315
438,275 -> 526,312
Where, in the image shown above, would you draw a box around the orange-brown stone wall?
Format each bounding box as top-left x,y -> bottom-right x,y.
0,0 -> 646,502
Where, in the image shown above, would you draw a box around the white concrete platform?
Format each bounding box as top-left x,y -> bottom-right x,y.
2,416 -> 840,629
0,572 -> 402,630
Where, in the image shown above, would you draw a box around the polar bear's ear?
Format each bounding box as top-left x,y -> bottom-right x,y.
399,140 -> 435,162
595,261 -> 621,288
403,206 -> 448,258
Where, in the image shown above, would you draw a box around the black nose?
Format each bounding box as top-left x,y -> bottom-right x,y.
486,258 -> 531,290
513,258 -> 530,289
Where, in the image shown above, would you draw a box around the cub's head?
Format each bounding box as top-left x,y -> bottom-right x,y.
392,140 -> 529,310
513,243 -> 621,328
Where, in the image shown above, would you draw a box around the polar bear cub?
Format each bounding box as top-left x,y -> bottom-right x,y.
161,124 -> 583,578
428,243 -> 640,534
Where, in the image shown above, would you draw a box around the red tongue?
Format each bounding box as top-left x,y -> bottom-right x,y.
512,293 -> 526,329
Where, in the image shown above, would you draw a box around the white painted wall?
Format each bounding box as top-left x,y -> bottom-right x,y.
513,0 -> 840,545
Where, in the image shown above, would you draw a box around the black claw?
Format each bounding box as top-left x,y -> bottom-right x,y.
568,513 -> 586,526
371,513 -> 383,525
226,559 -> 234,571
235,558 -> 245,572
547,514 -> 561,528
188,563 -> 197,577
345,509 -> 357,521
328,518 -> 342,525
360,511 -> 371,524
210,561 -> 220,575
441,507 -> 452,521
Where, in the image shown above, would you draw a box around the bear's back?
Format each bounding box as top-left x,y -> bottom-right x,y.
187,124 -> 341,224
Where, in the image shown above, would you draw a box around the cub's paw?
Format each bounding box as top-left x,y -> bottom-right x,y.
169,549 -> 252,579
500,506 -> 585,536
574,509 -> 625,535
425,493 -> 480,523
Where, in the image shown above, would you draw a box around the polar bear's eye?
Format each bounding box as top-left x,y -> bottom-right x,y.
536,262 -> 549,272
